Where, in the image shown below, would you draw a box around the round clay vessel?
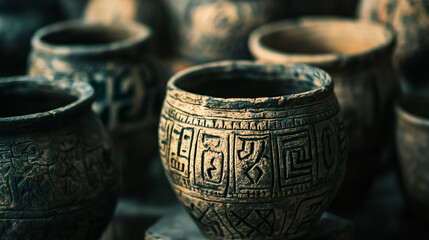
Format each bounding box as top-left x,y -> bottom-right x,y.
164,0 -> 288,62
0,0 -> 63,76
378,0 -> 429,90
159,61 -> 348,239
0,77 -> 118,239
249,17 -> 397,207
396,92 -> 429,223
28,20 -> 164,196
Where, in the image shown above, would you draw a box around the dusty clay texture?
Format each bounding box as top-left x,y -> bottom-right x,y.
0,77 -> 119,240
158,61 -> 348,240
28,20 -> 165,196
165,0 -> 288,62
378,0 -> 429,90
396,93 -> 429,223
249,17 -> 397,207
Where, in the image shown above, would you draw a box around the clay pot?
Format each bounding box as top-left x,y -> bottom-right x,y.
0,77 -> 118,239
357,0 -> 380,21
396,92 -> 429,223
164,0 -> 288,62
378,0 -> 429,90
249,17 -> 397,208
0,0 -> 63,76
84,0 -> 171,56
28,21 -> 165,196
159,61 -> 348,239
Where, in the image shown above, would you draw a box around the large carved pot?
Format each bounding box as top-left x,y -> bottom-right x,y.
249,17 -> 397,207
378,0 -> 429,90
159,61 -> 348,239
28,21 -> 164,196
396,92 -> 429,223
0,77 -> 118,239
0,0 -> 63,76
165,0 -> 287,62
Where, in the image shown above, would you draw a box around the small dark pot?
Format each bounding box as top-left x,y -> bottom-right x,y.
249,17 -> 397,208
0,77 -> 118,239
28,21 -> 164,196
0,1 -> 63,76
378,0 -> 429,90
165,0 -> 287,62
396,92 -> 429,223
159,61 -> 348,239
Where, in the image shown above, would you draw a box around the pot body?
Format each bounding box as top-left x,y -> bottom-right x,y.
158,62 -> 347,239
0,78 -> 118,239
378,0 -> 429,89
28,21 -> 164,196
396,94 -> 429,223
165,0 -> 287,62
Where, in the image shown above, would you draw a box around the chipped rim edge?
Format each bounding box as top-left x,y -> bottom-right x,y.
0,76 -> 94,125
167,60 -> 334,109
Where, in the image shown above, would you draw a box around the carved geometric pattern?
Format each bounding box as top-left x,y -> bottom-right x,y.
228,209 -> 275,237
194,131 -> 229,193
277,128 -> 316,188
187,204 -> 230,238
168,124 -> 194,177
234,134 -> 273,193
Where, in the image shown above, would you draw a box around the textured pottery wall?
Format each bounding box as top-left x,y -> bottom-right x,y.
159,62 -> 348,239
0,78 -> 118,239
28,21 -> 164,196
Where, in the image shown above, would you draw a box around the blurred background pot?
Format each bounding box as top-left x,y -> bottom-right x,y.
0,0 -> 64,76
396,92 -> 429,224
84,0 -> 171,57
159,61 -> 348,239
28,21 -> 164,196
378,0 -> 429,91
249,17 -> 397,209
0,77 -> 118,239
164,0 -> 288,62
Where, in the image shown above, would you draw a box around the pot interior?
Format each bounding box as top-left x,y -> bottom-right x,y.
0,88 -> 76,118
176,71 -> 319,98
261,21 -> 389,55
398,94 -> 429,119
41,25 -> 132,46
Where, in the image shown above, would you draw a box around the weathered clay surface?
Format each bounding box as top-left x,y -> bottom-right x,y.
396,93 -> 429,223
0,77 -> 119,239
28,21 -> 165,195
165,0 -> 287,62
158,61 -> 348,239
378,0 -> 429,89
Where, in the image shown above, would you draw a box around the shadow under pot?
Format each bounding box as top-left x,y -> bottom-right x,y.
395,93 -> 429,224
249,17 -> 397,209
28,21 -> 165,196
159,61 -> 348,240
0,77 -> 119,239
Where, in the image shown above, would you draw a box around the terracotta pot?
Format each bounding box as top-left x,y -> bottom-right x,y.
396,92 -> 429,223
165,0 -> 287,62
0,1 -> 63,76
28,21 -> 165,196
378,0 -> 429,90
84,0 -> 171,56
159,61 -> 348,239
249,17 -> 397,208
0,77 -> 118,239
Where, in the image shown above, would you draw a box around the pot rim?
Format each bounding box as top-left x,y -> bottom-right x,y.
0,77 -> 94,125
31,20 -> 152,56
167,60 -> 333,109
249,16 -> 395,68
395,95 -> 429,127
